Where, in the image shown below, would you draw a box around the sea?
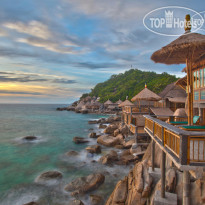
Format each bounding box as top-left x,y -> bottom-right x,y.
0,104 -> 130,205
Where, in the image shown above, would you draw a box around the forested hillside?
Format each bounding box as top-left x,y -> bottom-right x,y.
81,69 -> 178,102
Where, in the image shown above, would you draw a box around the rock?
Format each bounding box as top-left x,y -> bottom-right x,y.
90,194 -> 104,205
35,171 -> 62,182
114,145 -> 124,149
99,124 -> 107,129
86,145 -> 101,154
89,132 -> 97,138
23,202 -> 38,205
104,124 -> 118,134
88,120 -> 98,124
165,168 -> 176,192
123,139 -> 135,149
73,136 -> 89,144
113,116 -> 121,121
66,150 -> 79,156
119,124 -> 129,136
113,129 -> 120,137
97,135 -> 120,147
56,107 -> 66,111
130,145 -> 142,154
99,150 -> 118,165
81,109 -> 88,114
106,177 -> 128,204
69,200 -> 84,205
23,136 -> 37,141
64,173 -> 105,194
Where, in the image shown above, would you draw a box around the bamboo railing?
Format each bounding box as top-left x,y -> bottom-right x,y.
144,115 -> 205,165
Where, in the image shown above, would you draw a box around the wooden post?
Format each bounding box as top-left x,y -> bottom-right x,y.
186,58 -> 193,125
161,150 -> 166,198
151,140 -> 155,171
183,171 -> 190,205
135,126 -> 138,144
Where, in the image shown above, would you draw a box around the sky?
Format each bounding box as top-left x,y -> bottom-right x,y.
0,0 -> 204,104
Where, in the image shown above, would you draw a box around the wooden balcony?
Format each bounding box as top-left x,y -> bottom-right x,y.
144,115 -> 205,167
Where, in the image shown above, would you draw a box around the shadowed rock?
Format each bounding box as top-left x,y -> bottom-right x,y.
73,136 -> 89,144
23,136 -> 37,141
35,171 -> 63,182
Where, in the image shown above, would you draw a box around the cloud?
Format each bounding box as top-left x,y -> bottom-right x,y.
0,71 -> 77,84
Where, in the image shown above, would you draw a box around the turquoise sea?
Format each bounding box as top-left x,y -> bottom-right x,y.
0,104 -> 129,205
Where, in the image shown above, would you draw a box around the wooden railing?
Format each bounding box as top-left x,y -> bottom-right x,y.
144,115 -> 205,165
122,106 -> 150,114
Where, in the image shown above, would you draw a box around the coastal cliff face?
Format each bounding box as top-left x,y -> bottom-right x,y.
106,143 -> 205,205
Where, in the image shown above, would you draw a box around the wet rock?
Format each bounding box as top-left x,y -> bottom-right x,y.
64,173 -> 105,194
35,171 -> 62,182
99,124 -> 107,129
23,136 -> 37,141
104,124 -> 118,134
114,144 -> 124,149
89,132 -> 97,138
86,145 -> 101,154
23,202 -> 38,205
69,199 -> 84,205
66,150 -> 79,156
119,124 -> 129,136
99,150 -> 118,165
90,194 -> 104,205
88,120 -> 98,124
56,107 -> 66,111
113,129 -> 120,137
166,168 -> 177,192
81,109 -> 88,114
97,135 -> 120,147
73,136 -> 89,144
123,139 -> 135,149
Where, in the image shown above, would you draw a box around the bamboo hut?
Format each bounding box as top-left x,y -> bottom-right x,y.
116,99 -> 123,105
118,99 -> 134,107
151,15 -> 205,124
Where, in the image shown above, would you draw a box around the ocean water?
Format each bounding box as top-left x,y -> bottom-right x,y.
0,104 -> 130,205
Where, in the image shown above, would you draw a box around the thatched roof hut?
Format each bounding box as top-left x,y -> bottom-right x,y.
131,87 -> 161,102
116,99 -> 122,105
173,108 -> 187,117
104,99 -> 113,105
119,99 -> 134,107
175,76 -> 187,91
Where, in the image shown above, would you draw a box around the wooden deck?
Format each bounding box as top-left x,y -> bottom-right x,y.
144,115 -> 205,170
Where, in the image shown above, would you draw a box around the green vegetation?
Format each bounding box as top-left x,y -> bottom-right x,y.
81,69 -> 179,103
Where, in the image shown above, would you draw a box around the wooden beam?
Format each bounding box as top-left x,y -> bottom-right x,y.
183,171 -> 190,205
152,140 -> 155,171
161,150 -> 166,198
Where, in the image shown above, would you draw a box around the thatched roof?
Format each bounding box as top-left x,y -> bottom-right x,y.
104,99 -> 113,105
168,97 -> 186,103
151,108 -> 173,116
118,99 -> 134,107
159,83 -> 187,99
175,76 -> 187,90
131,87 -> 161,102
151,32 -> 205,64
116,99 -> 122,104
173,108 -> 187,117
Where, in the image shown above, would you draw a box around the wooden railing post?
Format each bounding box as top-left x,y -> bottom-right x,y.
152,140 -> 155,171
183,171 -> 190,205
152,122 -> 155,136
179,135 -> 188,165
161,150 -> 166,198
161,127 -> 164,146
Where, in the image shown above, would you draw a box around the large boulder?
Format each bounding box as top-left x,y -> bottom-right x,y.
99,150 -> 118,165
104,124 -> 118,134
86,145 -> 101,154
119,124 -> 129,136
113,129 -> 120,137
35,171 -> 63,183
99,124 -> 107,129
97,135 -> 120,147
123,139 -> 135,149
73,136 -> 89,144
64,173 -> 105,194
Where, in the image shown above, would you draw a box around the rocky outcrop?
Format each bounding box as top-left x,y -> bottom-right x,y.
64,173 -> 105,194
99,124 -> 107,129
97,135 -> 120,147
73,136 -> 89,144
86,145 -> 101,154
106,161 -> 153,205
89,132 -> 97,138
35,171 -> 63,183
